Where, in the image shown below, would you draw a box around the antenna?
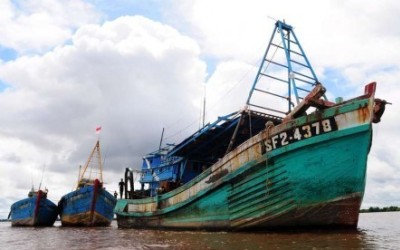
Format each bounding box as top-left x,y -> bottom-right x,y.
38,164 -> 46,191
102,145 -> 108,169
202,83 -> 206,127
159,127 -> 165,150
31,172 -> 34,191
76,165 -> 82,189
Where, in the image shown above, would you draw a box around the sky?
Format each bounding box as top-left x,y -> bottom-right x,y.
0,0 -> 399,219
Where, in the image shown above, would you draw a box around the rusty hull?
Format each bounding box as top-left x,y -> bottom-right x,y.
115,85 -> 377,231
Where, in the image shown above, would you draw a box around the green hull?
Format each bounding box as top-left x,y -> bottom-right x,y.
115,94 -> 375,230
115,20 -> 385,231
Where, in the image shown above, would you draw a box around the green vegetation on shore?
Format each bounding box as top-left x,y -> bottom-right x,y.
360,206 -> 400,213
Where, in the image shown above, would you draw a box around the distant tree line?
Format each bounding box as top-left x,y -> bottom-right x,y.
360,206 -> 400,213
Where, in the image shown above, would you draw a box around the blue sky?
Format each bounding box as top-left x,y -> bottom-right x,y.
87,0 -> 165,21
0,0 -> 399,219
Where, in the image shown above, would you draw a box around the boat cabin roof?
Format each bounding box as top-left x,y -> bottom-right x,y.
167,109 -> 282,164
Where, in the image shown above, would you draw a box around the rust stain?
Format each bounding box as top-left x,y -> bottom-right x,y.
357,106 -> 370,123
61,211 -> 110,226
205,169 -> 229,184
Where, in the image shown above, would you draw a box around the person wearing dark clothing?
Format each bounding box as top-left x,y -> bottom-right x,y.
113,191 -> 118,199
118,178 -> 125,199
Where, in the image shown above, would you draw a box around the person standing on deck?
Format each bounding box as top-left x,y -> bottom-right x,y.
118,179 -> 125,199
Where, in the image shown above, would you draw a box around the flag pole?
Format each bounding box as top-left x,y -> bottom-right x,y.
96,126 -> 102,141
95,126 -> 103,182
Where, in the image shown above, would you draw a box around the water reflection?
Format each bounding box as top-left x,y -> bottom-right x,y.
128,229 -> 377,250
1,212 -> 399,250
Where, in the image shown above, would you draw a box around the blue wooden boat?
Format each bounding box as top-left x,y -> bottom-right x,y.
9,188 -> 58,227
115,21 -> 389,230
58,140 -> 117,226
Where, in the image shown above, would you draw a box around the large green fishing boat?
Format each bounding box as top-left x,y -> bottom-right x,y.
114,21 -> 389,230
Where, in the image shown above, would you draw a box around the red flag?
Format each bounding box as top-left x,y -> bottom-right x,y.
95,126 -> 102,134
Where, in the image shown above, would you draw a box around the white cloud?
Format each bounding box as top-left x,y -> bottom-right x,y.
173,0 -> 400,88
0,0 -> 100,54
205,60 -> 256,121
0,15 -> 206,218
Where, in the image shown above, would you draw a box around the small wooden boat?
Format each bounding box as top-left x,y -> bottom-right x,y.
9,188 -> 58,227
58,140 -> 117,226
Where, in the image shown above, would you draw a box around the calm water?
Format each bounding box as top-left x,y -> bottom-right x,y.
1,212 -> 399,250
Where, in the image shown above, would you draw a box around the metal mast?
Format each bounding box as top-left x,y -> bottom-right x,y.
246,20 -> 325,117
